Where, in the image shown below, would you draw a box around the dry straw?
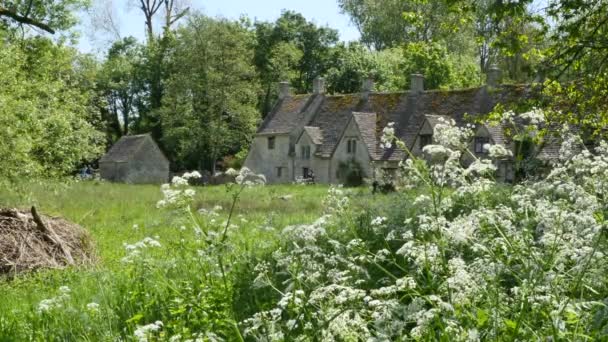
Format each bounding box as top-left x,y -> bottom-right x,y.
0,207 -> 94,274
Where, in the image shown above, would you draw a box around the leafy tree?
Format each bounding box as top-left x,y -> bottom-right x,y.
254,11 -> 339,115
325,43 -> 407,93
0,0 -> 89,34
98,37 -> 145,139
128,0 -> 189,142
402,41 -> 479,90
337,0 -> 469,50
0,38 -> 104,180
160,15 -> 260,171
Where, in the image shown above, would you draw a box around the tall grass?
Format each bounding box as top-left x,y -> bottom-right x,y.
0,180 -> 341,340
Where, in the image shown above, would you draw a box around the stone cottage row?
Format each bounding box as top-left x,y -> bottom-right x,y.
243,69 -> 552,184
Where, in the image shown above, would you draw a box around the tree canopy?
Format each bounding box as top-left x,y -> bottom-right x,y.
2,0 -> 608,176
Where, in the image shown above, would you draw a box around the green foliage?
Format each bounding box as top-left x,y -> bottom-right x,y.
337,158 -> 365,187
160,15 -> 261,171
97,37 -> 145,139
0,38 -> 103,180
0,0 -> 89,34
0,181 -> 330,340
337,0 -> 466,50
326,43 -> 407,93
254,11 -> 339,114
402,41 -> 479,89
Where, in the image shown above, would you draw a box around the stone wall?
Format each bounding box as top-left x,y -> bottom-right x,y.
244,135 -> 292,183
330,119 -> 372,183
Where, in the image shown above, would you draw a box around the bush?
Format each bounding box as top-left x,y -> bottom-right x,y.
337,158 -> 365,187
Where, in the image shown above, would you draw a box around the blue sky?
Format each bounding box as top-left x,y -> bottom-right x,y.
80,0 -> 361,53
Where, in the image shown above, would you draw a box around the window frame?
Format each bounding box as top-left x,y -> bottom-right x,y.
301,145 -> 311,159
419,134 -> 433,149
474,137 -> 490,154
276,166 -> 282,178
268,136 -> 276,150
347,138 -> 357,154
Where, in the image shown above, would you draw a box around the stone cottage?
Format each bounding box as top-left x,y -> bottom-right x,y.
244,69 -> 540,184
100,134 -> 170,184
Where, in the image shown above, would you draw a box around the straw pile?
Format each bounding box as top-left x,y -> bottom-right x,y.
0,207 -> 94,274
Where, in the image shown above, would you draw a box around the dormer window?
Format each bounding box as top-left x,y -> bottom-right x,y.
474,137 -> 490,153
419,134 -> 432,149
347,139 -> 357,154
268,136 -> 276,150
301,145 -> 311,159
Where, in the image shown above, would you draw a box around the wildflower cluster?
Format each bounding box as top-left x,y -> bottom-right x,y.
156,171 -> 201,209
242,111 -> 608,340
121,236 -> 162,263
134,320 -> 163,342
37,286 -> 72,313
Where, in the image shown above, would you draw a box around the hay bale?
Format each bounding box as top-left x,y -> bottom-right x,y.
0,207 -> 94,274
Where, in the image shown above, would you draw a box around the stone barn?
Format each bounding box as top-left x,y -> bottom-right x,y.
99,134 -> 170,184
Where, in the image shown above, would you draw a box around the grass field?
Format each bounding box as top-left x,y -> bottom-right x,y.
0,180 -> 375,340
0,180 -> 333,262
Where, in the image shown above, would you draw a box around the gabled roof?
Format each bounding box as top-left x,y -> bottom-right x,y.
100,134 -> 149,163
302,126 -> 324,145
309,95 -> 361,158
258,95 -> 314,135
484,123 -> 508,145
256,84 -> 536,161
351,112 -> 378,160
424,114 -> 453,129
100,134 -> 168,164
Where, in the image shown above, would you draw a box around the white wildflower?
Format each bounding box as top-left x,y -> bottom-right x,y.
486,144 -> 513,159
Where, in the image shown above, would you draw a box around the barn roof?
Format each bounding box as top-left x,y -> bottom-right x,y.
100,134 -> 158,163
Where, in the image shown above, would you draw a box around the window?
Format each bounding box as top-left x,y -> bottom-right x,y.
268,136 -> 276,150
303,167 -> 310,178
419,134 -> 432,149
474,137 -> 490,153
276,167 -> 283,178
347,139 -> 357,154
300,145 -> 311,159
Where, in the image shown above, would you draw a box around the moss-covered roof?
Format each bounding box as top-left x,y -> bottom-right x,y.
257,84 -> 537,161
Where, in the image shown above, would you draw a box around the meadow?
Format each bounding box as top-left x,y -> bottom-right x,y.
2,117 -> 608,341
0,180 -> 379,340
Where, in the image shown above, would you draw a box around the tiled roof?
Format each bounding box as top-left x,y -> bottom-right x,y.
258,95 -> 313,135
257,84 -> 536,161
303,126 -> 324,145
309,95 -> 362,158
485,123 -> 508,145
351,112 -> 378,159
100,134 -> 149,163
424,114 -> 453,128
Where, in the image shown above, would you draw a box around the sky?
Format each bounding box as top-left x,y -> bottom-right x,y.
80,0 -> 361,54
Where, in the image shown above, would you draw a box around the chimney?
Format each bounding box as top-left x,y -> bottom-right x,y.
487,65 -> 501,87
278,81 -> 290,99
313,77 -> 325,95
361,77 -> 374,100
410,73 -> 424,93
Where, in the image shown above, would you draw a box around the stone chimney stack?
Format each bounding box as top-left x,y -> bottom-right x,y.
410,73 -> 424,93
278,81 -> 290,99
361,77 -> 374,100
313,77 -> 325,95
487,65 -> 501,87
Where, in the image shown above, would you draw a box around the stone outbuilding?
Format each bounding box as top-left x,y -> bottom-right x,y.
99,134 -> 169,184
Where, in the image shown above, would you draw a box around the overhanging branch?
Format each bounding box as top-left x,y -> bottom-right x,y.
0,6 -> 55,34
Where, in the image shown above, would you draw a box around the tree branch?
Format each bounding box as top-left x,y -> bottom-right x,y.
0,6 -> 55,34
